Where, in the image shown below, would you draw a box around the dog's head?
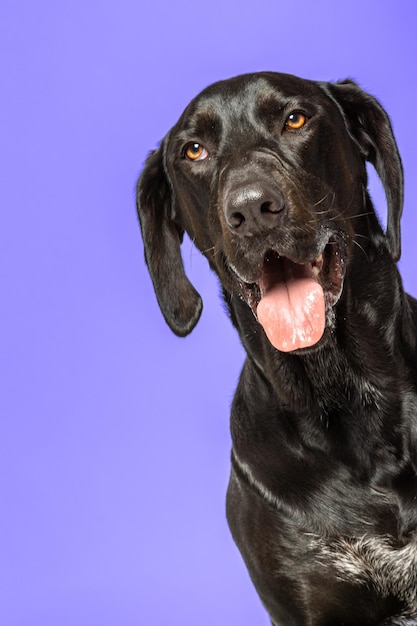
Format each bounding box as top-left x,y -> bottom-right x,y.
137,72 -> 403,352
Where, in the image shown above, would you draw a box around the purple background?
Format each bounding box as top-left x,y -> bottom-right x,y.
2,1 -> 417,624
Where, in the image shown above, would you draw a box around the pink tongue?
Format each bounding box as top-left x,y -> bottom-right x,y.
257,277 -> 325,352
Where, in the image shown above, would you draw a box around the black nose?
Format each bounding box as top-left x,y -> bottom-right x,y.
224,182 -> 285,235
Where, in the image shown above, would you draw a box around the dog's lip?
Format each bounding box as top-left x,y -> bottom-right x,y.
230,235 -> 346,315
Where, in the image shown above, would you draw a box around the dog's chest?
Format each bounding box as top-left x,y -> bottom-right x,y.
227,465 -> 417,622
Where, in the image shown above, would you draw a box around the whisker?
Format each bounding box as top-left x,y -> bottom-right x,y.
352,238 -> 369,261
346,211 -> 374,220
200,245 -> 216,255
313,191 -> 333,208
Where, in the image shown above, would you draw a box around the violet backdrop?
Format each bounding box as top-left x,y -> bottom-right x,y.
2,1 -> 417,625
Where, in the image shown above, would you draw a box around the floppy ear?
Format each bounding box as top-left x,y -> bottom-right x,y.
324,79 -> 404,261
136,143 -> 203,336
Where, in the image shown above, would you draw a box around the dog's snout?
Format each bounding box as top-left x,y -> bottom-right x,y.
225,183 -> 285,235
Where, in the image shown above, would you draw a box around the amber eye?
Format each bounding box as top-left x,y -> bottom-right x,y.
184,142 -> 209,161
285,112 -> 307,131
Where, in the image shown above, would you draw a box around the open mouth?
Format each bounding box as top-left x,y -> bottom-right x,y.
238,236 -> 346,352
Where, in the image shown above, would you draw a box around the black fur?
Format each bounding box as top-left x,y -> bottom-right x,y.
137,72 -> 417,625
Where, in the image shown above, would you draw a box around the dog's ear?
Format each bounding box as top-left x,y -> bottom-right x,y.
136,142 -> 203,336
324,79 -> 404,261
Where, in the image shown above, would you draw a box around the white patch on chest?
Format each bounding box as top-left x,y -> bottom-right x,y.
315,534 -> 417,615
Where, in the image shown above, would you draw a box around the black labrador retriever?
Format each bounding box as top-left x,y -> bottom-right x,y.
136,72 -> 417,626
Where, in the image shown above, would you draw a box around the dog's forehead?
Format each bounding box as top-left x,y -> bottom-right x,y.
175,72 -> 326,130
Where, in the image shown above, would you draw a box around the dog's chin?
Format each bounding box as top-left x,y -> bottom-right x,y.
229,235 -> 346,354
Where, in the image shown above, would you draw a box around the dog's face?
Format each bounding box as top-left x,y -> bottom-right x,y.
138,72 -> 403,352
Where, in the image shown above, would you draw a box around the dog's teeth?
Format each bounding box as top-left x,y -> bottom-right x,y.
311,254 -> 323,277
311,254 -> 323,278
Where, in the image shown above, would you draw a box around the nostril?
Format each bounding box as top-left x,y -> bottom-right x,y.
260,196 -> 285,215
261,200 -> 278,215
230,212 -> 245,229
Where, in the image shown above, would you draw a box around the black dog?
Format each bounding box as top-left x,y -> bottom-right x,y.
137,72 -> 417,625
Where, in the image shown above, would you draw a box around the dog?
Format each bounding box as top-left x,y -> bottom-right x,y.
136,72 -> 417,625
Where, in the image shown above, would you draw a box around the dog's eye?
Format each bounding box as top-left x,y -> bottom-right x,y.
184,143 -> 209,161
285,112 -> 307,131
